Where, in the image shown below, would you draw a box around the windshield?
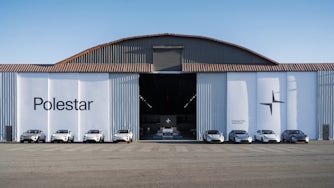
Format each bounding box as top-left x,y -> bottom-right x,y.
56,130 -> 69,133
234,130 -> 247,134
27,130 -> 40,134
88,130 -> 100,134
118,130 -> 129,133
262,130 -> 274,134
291,130 -> 303,134
208,130 -> 219,134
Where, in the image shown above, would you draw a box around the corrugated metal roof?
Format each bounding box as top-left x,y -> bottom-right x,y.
2,63 -> 334,73
0,63 -> 152,73
55,33 -> 279,66
182,63 -> 334,72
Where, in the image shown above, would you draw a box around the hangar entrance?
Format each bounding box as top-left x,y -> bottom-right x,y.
139,74 -> 196,140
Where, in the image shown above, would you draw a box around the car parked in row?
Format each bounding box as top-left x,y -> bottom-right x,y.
203,130 -> 224,143
254,130 -> 280,143
113,129 -> 133,143
281,129 -> 309,143
83,130 -> 104,143
228,130 -> 252,144
20,129 -> 46,143
51,129 -> 75,143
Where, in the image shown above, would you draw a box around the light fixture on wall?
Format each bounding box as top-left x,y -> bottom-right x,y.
139,95 -> 152,109
184,94 -> 196,108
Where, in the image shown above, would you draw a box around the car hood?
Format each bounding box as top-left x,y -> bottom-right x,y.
85,133 -> 101,137
208,134 -> 223,138
263,134 -> 278,139
115,133 -> 130,136
235,134 -> 249,139
53,133 -> 69,136
291,134 -> 307,138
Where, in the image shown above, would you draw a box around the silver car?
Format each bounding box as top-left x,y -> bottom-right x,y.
228,130 -> 252,144
83,130 -> 104,143
203,130 -> 224,143
51,130 -> 75,143
20,129 -> 46,143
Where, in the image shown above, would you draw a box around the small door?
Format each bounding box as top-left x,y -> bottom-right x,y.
323,124 -> 329,140
6,126 -> 12,142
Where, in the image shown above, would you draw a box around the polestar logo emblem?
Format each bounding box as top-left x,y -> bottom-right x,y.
166,118 -> 171,124
260,91 -> 284,115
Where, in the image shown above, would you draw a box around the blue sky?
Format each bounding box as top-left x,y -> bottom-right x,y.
0,0 -> 333,64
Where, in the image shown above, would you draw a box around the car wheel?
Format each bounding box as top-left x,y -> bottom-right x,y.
261,138 -> 264,143
35,137 -> 40,143
20,141 -> 24,143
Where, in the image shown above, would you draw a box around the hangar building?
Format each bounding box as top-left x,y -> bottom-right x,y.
1,33 -> 334,142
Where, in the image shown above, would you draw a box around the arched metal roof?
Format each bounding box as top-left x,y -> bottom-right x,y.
55,33 -> 279,66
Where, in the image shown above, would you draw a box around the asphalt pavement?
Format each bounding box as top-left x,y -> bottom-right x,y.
0,141 -> 334,188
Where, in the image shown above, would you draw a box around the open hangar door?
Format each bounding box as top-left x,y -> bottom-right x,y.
139,74 -> 196,140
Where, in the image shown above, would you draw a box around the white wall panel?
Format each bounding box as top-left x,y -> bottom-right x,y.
287,72 -> 317,139
48,73 -> 79,140
197,73 -> 226,139
227,73 -> 257,138
257,73 -> 287,136
79,73 -> 109,141
17,73 -> 49,141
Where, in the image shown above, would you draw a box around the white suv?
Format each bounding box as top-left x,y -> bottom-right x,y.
51,129 -> 74,143
113,130 -> 133,143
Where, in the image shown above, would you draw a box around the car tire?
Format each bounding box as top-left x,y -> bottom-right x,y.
20,141 -> 24,143
261,138 -> 264,143
35,137 -> 40,143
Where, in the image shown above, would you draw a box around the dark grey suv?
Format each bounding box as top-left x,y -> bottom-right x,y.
281,130 -> 309,143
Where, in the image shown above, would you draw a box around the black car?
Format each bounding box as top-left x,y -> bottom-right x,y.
281,130 -> 309,143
